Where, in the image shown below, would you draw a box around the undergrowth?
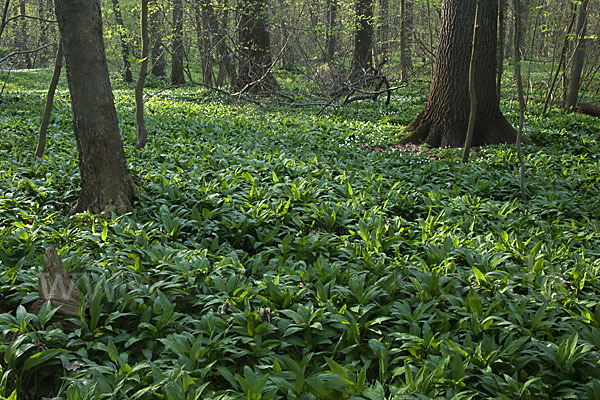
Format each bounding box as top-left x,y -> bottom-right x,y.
1,70 -> 600,399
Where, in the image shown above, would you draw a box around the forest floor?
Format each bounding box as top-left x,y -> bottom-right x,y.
1,69 -> 600,399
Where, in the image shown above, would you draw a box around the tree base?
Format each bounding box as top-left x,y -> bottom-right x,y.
400,108 -> 531,148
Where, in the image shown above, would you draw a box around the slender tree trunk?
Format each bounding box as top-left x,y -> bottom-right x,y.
399,0 -> 412,80
403,0 -> 519,148
462,0 -> 480,164
111,0 -> 133,82
35,41 -> 63,158
512,0 -> 526,200
564,0 -> 589,111
323,0 -> 337,63
54,0 -> 135,215
377,0 -> 388,65
235,0 -> 279,92
194,0 -> 215,86
136,0 -> 148,148
150,0 -> 165,76
171,0 -> 185,85
350,0 -> 373,76
20,0 -> 33,68
0,0 -> 11,44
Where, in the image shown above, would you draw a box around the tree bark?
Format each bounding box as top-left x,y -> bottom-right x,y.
150,0 -> 165,76
564,0 -> 589,111
171,0 -> 185,85
35,41 -> 62,158
402,0 -> 519,148
461,0 -> 479,164
111,0 -> 133,82
54,0 -> 135,215
136,0 -> 148,149
235,0 -> 279,92
350,0 -> 373,76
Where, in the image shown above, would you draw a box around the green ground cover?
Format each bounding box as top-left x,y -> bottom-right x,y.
1,70 -> 600,399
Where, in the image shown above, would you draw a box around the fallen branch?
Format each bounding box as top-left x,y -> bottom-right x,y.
503,93 -> 600,118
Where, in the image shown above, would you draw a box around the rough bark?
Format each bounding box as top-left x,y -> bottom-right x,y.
111,0 -> 133,82
461,0 -> 479,164
235,0 -> 279,93
149,0 -> 165,76
136,0 -> 148,149
171,0 -> 185,85
564,0 -> 589,111
402,0 -> 519,148
350,0 -> 373,76
54,0 -> 135,215
35,41 -> 62,158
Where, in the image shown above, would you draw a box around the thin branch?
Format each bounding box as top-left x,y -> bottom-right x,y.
4,13 -> 57,25
0,43 -> 54,64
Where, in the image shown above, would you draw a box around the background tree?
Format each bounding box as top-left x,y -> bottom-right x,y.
564,0 -> 589,110
171,0 -> 185,84
54,0 -> 135,214
110,0 -> 133,82
150,0 -> 166,76
235,0 -> 279,92
350,0 -> 373,76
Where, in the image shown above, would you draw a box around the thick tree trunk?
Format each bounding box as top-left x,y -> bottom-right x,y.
323,0 -> 337,63
150,0 -> 165,76
235,0 -> 279,92
111,0 -> 133,82
54,0 -> 135,215
350,0 -> 373,75
402,0 -> 519,148
564,0 -> 588,111
171,0 -> 185,85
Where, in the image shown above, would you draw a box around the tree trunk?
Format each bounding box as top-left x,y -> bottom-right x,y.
150,0 -> 165,76
111,0 -> 133,82
136,0 -> 149,148
235,0 -> 279,92
54,0 -> 135,215
35,41 -> 62,158
399,0 -> 412,80
402,0 -> 519,148
215,0 -> 235,86
20,0 -> 33,68
350,0 -> 373,75
171,0 -> 185,85
564,0 -> 589,111
376,0 -> 388,66
194,0 -> 215,86
323,0 -> 337,63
